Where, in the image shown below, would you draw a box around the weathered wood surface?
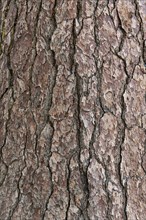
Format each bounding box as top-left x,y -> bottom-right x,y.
0,0 -> 146,219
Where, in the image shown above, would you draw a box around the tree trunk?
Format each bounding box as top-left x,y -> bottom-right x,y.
0,0 -> 146,219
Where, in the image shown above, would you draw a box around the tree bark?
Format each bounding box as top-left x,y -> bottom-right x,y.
0,0 -> 146,219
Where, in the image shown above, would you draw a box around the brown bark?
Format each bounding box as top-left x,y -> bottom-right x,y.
0,0 -> 146,219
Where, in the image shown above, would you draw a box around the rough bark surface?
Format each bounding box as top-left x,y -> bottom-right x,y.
0,0 -> 146,219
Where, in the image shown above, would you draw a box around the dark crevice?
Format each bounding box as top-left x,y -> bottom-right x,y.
141,129 -> 146,175
72,5 -> 90,218
133,0 -> 146,68
7,125 -> 28,219
104,167 -> 112,220
42,1 -> 58,218
0,0 -> 18,171
29,0 -> 43,102
116,8 -> 127,53
65,157 -> 71,220
112,51 -> 129,220
119,68 -> 129,220
74,65 -> 90,220
26,0 -> 43,186
142,40 -> 146,67
76,0 -> 82,22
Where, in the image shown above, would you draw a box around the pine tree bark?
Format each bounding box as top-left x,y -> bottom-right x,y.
0,0 -> 146,219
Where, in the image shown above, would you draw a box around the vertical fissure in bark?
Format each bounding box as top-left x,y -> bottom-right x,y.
64,18 -> 77,219
76,0 -> 82,22
104,166 -> 113,220
75,65 -> 90,220
65,156 -> 71,220
116,9 -> 126,53
141,133 -> 146,174
143,40 -> 146,67
0,0 -> 18,164
42,123 -> 54,220
73,2 -> 90,218
133,0 -> 145,68
8,169 -> 23,220
29,0 -> 43,101
42,1 -> 58,218
110,5 -> 133,216
118,58 -> 129,220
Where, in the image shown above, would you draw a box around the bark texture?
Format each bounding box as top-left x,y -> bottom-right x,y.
0,0 -> 146,219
